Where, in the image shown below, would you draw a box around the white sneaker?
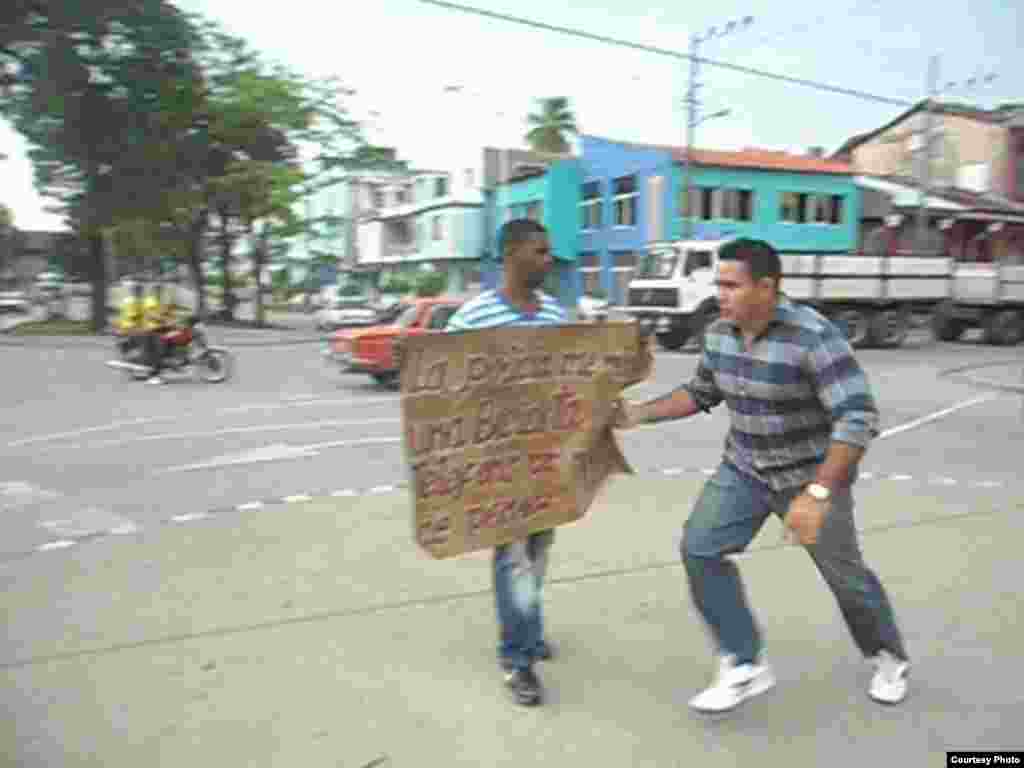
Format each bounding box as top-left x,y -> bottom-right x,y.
689,654 -> 776,713
868,650 -> 909,704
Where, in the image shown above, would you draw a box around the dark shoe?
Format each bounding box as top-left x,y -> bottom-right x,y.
504,665 -> 543,706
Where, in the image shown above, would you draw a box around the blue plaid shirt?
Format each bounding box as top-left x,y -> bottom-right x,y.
685,296 -> 880,491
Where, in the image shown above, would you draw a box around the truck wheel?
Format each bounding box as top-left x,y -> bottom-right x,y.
983,310 -> 1024,346
931,302 -> 967,342
656,328 -> 688,351
869,308 -> 910,348
833,308 -> 871,348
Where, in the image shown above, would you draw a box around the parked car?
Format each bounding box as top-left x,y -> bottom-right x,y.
315,297 -> 378,331
324,297 -> 464,387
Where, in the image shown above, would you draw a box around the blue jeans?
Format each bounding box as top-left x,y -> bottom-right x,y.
494,529 -> 554,671
682,462 -> 908,665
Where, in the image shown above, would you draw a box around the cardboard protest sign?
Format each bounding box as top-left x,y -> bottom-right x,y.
400,322 -> 651,559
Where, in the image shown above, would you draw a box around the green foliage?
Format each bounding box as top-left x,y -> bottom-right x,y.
525,97 -> 578,154
414,270 -> 448,297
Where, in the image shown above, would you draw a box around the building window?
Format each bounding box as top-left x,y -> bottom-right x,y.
435,176 -> 448,198
813,194 -> 830,224
1016,146 -> 1024,198
611,251 -> 637,305
432,215 -> 443,241
828,195 -> 844,225
613,176 -> 637,227
371,186 -> 384,209
780,192 -> 809,223
579,252 -> 601,296
394,187 -> 407,205
700,187 -> 716,220
526,201 -> 543,222
721,189 -> 754,221
580,181 -> 601,230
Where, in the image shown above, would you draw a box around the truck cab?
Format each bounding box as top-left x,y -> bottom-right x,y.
625,239 -> 726,350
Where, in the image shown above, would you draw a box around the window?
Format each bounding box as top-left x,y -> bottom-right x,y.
432,215 -> 443,241
828,195 -> 843,225
611,251 -> 637,305
579,252 -> 601,296
434,176 -> 448,198
428,304 -> 458,330
526,201 -> 543,222
813,194 -> 830,224
1016,146 -> 1024,198
700,187 -> 715,220
464,168 -> 474,188
683,249 -> 712,276
636,250 -> 678,279
780,192 -> 809,223
613,176 -> 637,227
580,181 -> 601,229
721,189 -> 754,221
395,187 -> 408,205
371,186 -> 384,209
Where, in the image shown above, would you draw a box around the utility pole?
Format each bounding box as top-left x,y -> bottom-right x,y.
680,18 -> 751,241
681,33 -> 699,241
916,54 -> 939,254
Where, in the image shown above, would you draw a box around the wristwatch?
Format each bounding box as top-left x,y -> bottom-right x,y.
806,482 -> 832,502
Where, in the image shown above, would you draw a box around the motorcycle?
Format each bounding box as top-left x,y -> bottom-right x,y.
107,316 -> 232,383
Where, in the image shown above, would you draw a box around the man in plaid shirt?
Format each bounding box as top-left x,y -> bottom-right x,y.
615,238 -> 910,713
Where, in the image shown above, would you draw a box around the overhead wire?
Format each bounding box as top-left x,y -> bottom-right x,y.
416,0 -> 917,108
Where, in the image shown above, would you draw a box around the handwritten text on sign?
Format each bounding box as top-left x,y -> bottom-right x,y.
400,323 -> 648,559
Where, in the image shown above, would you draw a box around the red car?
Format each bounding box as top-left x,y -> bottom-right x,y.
324,297 -> 464,386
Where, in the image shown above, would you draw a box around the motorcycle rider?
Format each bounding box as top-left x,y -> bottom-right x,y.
116,281 -> 147,356
142,281 -> 176,385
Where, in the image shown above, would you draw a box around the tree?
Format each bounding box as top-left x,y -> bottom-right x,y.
1,1 -> 201,330
525,97 -> 578,154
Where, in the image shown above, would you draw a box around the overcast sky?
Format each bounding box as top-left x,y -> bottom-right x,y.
2,0 -> 1020,231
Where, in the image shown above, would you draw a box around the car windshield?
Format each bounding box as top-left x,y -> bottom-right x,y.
635,250 -> 678,279
396,305 -> 420,328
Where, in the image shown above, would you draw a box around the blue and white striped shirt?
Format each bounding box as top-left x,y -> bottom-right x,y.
685,296 -> 880,492
445,289 -> 567,331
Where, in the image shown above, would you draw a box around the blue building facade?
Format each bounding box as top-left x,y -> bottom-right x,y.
479,136 -> 861,309
576,136 -> 674,305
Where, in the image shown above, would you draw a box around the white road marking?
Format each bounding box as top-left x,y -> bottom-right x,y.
878,394 -> 999,440
171,512 -> 208,523
237,501 -> 264,511
661,468 -> 685,476
368,485 -> 395,494
38,540 -> 75,551
109,523 -> 140,535
860,472 -> 874,480
283,494 -> 313,503
216,395 -> 399,415
159,436 -> 402,474
82,418 -> 401,450
331,489 -> 357,497
7,416 -> 171,448
889,474 -> 913,481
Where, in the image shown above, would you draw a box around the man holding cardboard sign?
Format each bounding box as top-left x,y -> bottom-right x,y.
397,219 -> 650,707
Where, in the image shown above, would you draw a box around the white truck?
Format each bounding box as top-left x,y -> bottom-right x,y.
624,238 -> 1024,349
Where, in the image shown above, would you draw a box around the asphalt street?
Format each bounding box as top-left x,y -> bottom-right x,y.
1,327 -> 1021,559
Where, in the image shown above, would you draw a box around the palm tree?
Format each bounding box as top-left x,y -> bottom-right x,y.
525,97 -> 578,154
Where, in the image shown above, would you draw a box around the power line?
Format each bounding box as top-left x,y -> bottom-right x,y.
417,0 -> 915,108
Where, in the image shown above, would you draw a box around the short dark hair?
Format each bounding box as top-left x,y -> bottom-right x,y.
719,238 -> 781,288
498,218 -> 547,260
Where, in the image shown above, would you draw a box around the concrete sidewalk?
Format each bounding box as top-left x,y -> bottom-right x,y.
2,474 -> 1020,767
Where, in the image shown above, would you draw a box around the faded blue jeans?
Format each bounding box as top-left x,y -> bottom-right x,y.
494,529 -> 554,671
682,462 -> 908,666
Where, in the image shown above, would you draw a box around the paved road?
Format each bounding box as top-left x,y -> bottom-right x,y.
1,328 -> 1021,559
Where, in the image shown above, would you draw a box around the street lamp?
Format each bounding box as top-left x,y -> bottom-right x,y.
681,16 -> 753,239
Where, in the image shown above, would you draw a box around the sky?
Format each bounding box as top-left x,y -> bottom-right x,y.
1,0 -> 1020,232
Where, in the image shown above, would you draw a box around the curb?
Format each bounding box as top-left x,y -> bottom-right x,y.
8,465 -> 1015,563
